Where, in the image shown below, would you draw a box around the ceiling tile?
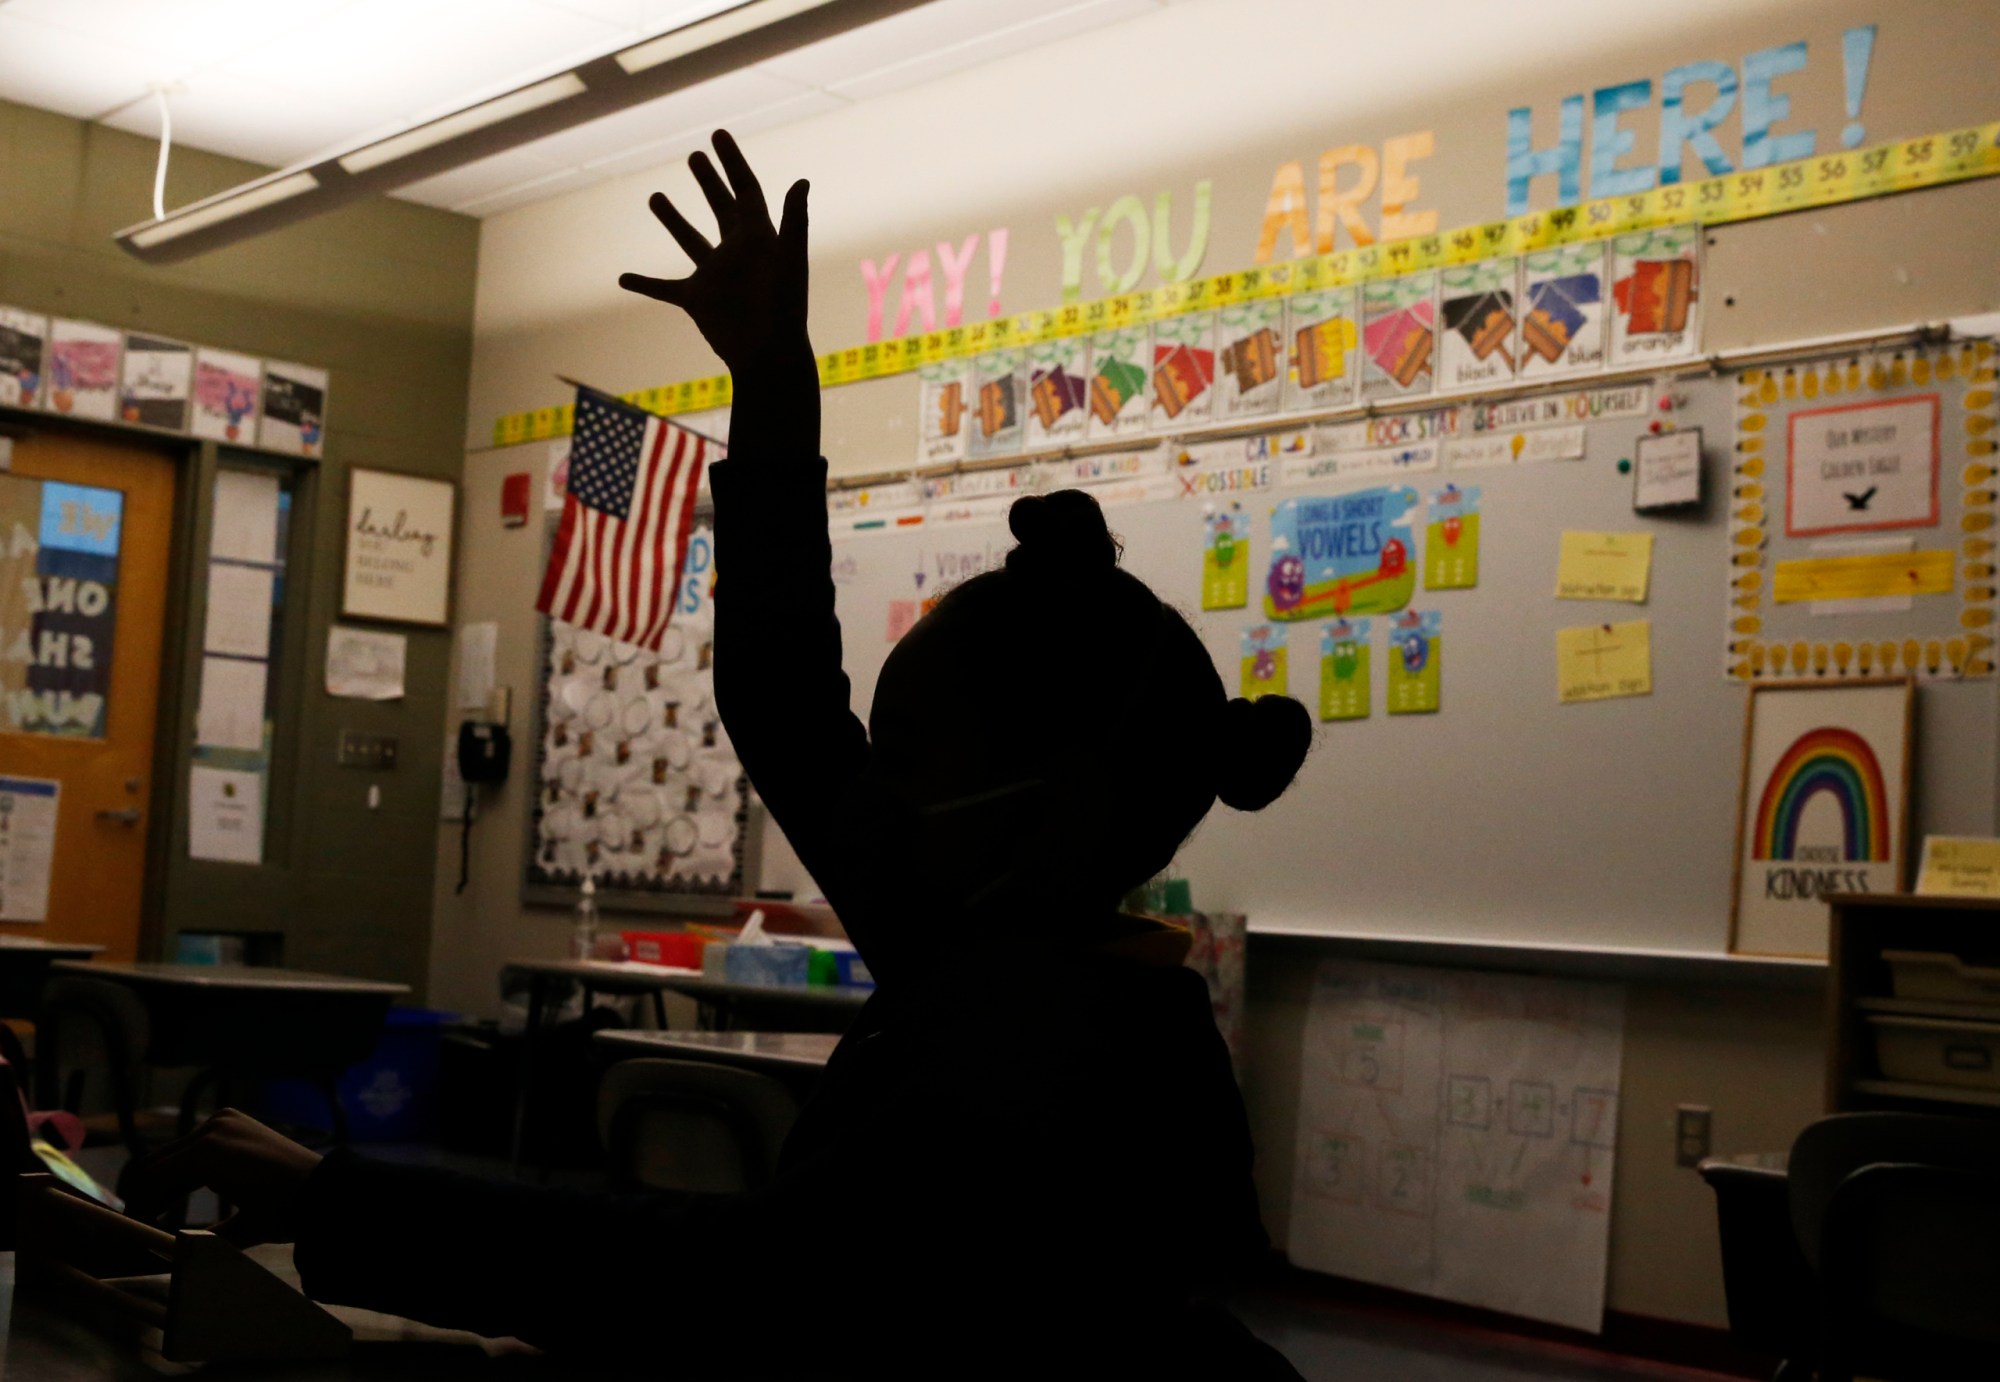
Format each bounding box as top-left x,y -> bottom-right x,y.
0,0 -> 353,84
0,13 -> 172,118
757,0 -> 1096,88
828,0 -> 1161,102
535,0 -> 743,34
446,165 -> 586,216
575,88 -> 846,177
372,145 -> 572,210
513,67 -> 812,168
100,74 -> 343,170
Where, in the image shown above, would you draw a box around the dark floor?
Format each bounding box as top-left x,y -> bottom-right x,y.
74,1140 -> 1738,1381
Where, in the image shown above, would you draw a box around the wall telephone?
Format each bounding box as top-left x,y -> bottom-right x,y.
454,688 -> 512,892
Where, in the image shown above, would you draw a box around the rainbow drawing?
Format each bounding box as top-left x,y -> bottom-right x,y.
1752,728 -> 1891,861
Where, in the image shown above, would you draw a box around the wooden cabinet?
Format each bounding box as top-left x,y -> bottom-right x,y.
1827,892 -> 2000,1114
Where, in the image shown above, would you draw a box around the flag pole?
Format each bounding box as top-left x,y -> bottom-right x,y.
555,374 -> 724,447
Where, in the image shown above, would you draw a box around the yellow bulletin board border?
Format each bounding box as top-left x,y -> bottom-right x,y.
1726,338 -> 1999,682
492,121 -> 2000,449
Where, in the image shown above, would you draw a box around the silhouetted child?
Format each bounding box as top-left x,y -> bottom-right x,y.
129,131 -> 1313,1379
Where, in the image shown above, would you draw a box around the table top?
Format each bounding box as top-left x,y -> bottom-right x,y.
51,961 -> 410,996
503,957 -> 704,987
595,1029 -> 843,1069
505,959 -> 873,1008
646,975 -> 874,1009
0,938 -> 103,959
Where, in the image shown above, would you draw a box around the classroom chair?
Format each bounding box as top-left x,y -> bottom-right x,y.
1702,1111 -> 2000,1380
34,975 -> 179,1165
596,1057 -> 799,1195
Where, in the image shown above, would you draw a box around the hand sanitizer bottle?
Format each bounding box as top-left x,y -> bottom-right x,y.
570,876 -> 600,960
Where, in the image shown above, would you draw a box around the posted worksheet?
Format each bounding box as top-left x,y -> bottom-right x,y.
1289,961 -> 1625,1332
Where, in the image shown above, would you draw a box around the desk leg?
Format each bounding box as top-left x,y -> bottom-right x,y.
651,991 -> 668,1031
507,978 -> 550,1179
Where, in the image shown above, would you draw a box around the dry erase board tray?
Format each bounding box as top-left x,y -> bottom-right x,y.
1245,927 -> 1824,989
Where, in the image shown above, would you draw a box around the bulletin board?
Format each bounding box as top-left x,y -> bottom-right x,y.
523,516 -> 754,909
812,350 -> 2000,957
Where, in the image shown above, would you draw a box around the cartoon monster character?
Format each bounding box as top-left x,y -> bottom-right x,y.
1399,631 -> 1430,674
1252,647 -> 1277,682
1268,554 -> 1306,611
1331,640 -> 1361,680
1379,537 -> 1409,578
1211,514 -> 1237,569
1441,514 -> 1462,546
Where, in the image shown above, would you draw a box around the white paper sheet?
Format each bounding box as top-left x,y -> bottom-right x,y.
0,776 -> 59,923
456,621 -> 498,710
195,656 -> 267,750
210,470 -> 281,565
188,767 -> 262,864
325,627 -> 406,701
1290,960 -> 1625,1333
202,564 -> 274,658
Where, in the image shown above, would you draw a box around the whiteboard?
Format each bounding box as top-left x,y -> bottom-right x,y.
809,368 -> 1998,956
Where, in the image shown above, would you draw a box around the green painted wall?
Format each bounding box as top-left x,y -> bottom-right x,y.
0,98 -> 480,994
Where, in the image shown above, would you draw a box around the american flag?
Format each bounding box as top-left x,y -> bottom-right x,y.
537,389 -> 710,650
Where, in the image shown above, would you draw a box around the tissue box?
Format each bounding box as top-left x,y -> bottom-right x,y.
724,944 -> 812,987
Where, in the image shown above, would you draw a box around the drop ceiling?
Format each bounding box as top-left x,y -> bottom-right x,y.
0,0 -> 1169,218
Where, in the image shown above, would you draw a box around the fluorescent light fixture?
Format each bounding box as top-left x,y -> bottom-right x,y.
339,73 -> 589,175
125,171 -> 321,249
616,0 -> 844,73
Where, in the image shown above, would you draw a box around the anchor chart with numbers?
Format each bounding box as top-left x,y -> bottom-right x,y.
1289,960 -> 1626,1332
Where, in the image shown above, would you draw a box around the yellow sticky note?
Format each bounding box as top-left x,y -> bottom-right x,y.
1916,836 -> 2000,897
1771,549 -> 1954,603
1556,621 -> 1652,703
1556,532 -> 1654,602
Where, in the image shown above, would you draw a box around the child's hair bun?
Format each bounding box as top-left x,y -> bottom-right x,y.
1006,491 -> 1121,578
1215,695 -> 1312,811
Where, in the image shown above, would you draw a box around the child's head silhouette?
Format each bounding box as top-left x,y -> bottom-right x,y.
869,488 -> 1312,914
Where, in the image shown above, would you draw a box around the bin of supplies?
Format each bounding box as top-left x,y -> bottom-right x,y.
1868,1012 -> 2000,1090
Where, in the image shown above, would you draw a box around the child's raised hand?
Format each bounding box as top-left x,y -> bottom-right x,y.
619,130 -> 810,374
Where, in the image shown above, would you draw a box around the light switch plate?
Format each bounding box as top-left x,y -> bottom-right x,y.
1675,1105 -> 1713,1167
337,730 -> 399,769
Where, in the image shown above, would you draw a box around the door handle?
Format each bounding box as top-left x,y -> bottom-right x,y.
95,808 -> 142,825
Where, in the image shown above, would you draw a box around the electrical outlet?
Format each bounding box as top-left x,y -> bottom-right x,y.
1675,1105 -> 1712,1167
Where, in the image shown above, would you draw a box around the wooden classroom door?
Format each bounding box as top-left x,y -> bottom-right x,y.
0,433 -> 177,959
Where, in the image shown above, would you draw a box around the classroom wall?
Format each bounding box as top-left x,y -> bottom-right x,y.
434,0 -> 1996,1329
0,98 -> 480,991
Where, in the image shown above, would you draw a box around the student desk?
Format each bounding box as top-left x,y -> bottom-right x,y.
0,938 -> 102,1018
595,1028 -> 840,1087
45,961 -> 409,1138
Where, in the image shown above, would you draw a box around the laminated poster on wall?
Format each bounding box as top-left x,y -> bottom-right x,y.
117,335 -> 192,431
191,349 -> 261,444
1386,609 -> 1442,714
1087,325 -> 1150,440
1283,287 -> 1357,413
1201,502 -> 1250,610
1319,618 -> 1371,722
1424,484 -> 1480,591
45,320 -> 121,422
0,474 -> 122,738
1265,487 -> 1418,622
1438,260 -> 1519,393
1215,298 -> 1286,420
968,348 -> 1025,461
1360,272 -> 1436,403
0,307 -> 46,410
916,360 -> 969,466
0,776 -> 58,923
1024,337 -> 1089,450
1518,243 -> 1607,381
1609,226 -> 1701,368
1240,623 -> 1288,699
259,361 -> 329,458
1150,312 -> 1216,428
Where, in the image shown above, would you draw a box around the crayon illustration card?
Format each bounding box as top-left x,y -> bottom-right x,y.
1240,623 -> 1288,699
1024,338 -> 1089,450
192,348 -> 262,443
0,307 -> 47,409
1609,226 -> 1701,367
1283,287 -> 1358,413
1087,326 -> 1151,440
1265,487 -> 1419,621
917,360 -> 971,465
1438,260 -> 1519,393
1519,243 -> 1607,380
119,334 -> 192,431
1424,484 -> 1480,590
1386,609 -> 1442,714
1319,618 -> 1372,722
46,319 -> 122,421
1151,312 -> 1216,429
259,360 -> 328,457
1202,502 -> 1251,610
1216,299 -> 1286,420
1360,272 -> 1436,402
968,348 -> 1025,460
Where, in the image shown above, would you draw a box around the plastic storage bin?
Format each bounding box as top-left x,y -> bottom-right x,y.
621,930 -> 705,969
260,1007 -> 454,1141
1882,949 -> 2000,1006
1869,1012 -> 2000,1090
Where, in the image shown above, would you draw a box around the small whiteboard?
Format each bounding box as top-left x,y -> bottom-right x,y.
1633,427 -> 1702,511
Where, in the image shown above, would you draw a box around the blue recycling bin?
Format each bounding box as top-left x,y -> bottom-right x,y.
260,1007 -> 454,1142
